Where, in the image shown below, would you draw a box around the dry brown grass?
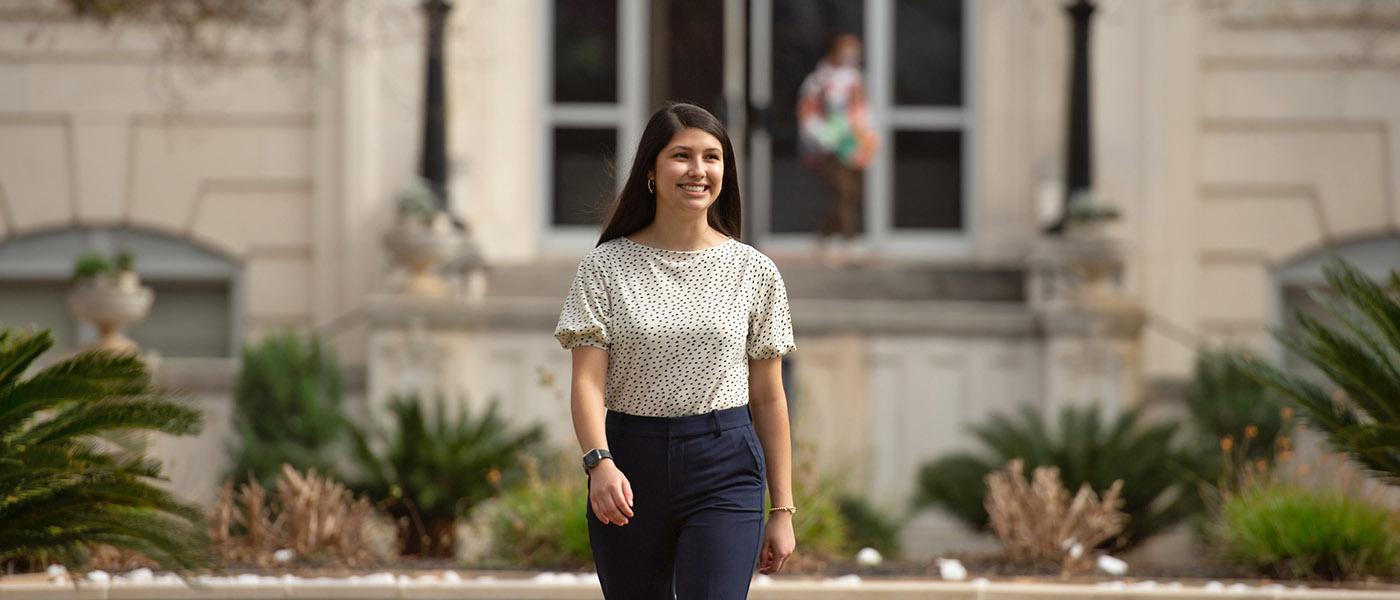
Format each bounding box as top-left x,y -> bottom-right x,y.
209,464 -> 394,567
984,458 -> 1127,574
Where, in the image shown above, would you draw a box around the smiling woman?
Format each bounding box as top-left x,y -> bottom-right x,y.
553,102 -> 799,598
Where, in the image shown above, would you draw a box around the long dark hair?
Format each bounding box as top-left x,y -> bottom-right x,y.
596,102 -> 743,246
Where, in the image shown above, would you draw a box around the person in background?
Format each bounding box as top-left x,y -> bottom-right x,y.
797,32 -> 879,267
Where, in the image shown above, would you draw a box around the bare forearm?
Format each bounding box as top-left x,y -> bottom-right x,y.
749,396 -> 793,507
571,386 -> 609,454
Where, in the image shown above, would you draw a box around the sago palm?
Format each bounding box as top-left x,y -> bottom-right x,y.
347,392 -> 547,558
0,327 -> 210,573
1234,257 -> 1400,487
913,402 -> 1211,550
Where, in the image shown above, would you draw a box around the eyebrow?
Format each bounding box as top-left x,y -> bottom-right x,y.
668,145 -> 722,153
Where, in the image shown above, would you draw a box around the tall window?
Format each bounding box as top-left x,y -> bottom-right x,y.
548,0 -> 622,229
888,0 -> 965,231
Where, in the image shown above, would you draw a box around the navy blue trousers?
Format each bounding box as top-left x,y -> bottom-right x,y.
587,404 -> 768,599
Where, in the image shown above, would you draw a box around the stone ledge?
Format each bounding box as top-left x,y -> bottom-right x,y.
3,577 -> 1394,600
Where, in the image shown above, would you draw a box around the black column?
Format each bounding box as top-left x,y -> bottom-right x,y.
1051,0 -> 1095,235
420,0 -> 452,210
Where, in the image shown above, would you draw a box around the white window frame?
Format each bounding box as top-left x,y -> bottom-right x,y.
537,0 -> 649,257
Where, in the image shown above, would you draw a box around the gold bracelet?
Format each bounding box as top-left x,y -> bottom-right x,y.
767,505 -> 797,515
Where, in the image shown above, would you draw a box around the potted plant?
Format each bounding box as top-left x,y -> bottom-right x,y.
1064,189 -> 1121,239
67,248 -> 154,353
382,177 -> 464,297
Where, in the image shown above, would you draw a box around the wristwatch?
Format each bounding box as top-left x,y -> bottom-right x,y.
582,448 -> 613,472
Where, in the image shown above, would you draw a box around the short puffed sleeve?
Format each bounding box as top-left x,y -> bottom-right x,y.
747,256 -> 796,360
554,254 -> 611,351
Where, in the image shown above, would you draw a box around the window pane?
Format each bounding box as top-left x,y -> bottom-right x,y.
770,0 -> 865,233
892,130 -> 961,229
653,0 -> 724,114
552,127 -> 617,227
0,281 -> 79,348
129,280 -> 232,358
895,0 -> 962,106
554,0 -> 618,103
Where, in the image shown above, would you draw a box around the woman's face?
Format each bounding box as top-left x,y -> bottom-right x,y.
649,127 -> 724,215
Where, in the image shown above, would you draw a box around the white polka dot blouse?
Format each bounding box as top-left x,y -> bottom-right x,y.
553,235 -> 796,417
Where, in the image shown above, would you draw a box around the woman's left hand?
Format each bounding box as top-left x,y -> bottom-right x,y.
757,512 -> 795,575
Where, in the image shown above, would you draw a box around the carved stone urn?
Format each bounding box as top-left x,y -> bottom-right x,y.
383,210 -> 464,297
67,269 -> 154,353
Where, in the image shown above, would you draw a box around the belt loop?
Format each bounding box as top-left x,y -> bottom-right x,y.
710,410 -> 721,438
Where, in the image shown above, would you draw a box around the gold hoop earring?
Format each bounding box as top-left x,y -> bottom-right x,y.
647,179 -> 655,194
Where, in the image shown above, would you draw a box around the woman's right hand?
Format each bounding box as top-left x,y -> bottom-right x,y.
588,460 -> 635,525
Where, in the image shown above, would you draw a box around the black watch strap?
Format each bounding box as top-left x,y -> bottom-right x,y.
582,448 -> 612,471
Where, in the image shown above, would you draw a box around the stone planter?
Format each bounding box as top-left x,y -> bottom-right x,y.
383,211 -> 464,297
1065,218 -> 1111,242
67,271 -> 154,353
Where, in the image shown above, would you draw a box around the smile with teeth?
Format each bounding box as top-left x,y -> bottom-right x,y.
680,183 -> 708,192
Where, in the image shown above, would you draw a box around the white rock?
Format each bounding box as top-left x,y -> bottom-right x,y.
855,546 -> 883,566
123,567 -> 154,583
582,572 -> 601,585
1205,581 -> 1224,590
363,572 -> 395,584
753,574 -> 773,586
936,558 -> 967,581
272,548 -> 295,563
970,577 -> 990,588
1095,554 -> 1128,576
1068,542 -> 1084,559
156,573 -> 184,585
474,575 -> 498,584
442,571 -> 462,583
1227,583 -> 1250,593
823,574 -> 862,586
235,573 -> 261,585
532,572 -> 562,584
85,570 -> 110,584
46,564 -> 67,577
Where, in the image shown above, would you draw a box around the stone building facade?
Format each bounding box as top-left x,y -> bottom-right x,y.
1,0 -> 1397,560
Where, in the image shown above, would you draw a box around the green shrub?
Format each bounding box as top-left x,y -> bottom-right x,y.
72,252 -> 113,279
913,403 -> 1211,551
1184,347 -> 1294,473
778,458 -> 851,562
229,330 -> 346,492
0,327 -> 210,574
837,494 -> 902,557
1211,483 -> 1400,580
480,459 -> 591,569
348,392 -> 547,558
